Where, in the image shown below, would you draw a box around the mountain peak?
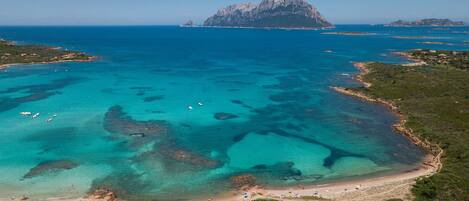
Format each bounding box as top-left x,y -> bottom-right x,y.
204,0 -> 332,29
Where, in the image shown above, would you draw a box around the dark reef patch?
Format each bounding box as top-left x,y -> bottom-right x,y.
263,75 -> 306,90
269,91 -> 310,103
145,110 -> 166,114
157,144 -> 220,169
233,128 -> 364,168
133,143 -> 220,171
214,112 -> 239,120
0,77 -> 83,94
250,162 -> 305,181
23,160 -> 79,179
231,99 -> 254,109
103,105 -> 169,147
143,95 -> 164,102
0,77 -> 83,112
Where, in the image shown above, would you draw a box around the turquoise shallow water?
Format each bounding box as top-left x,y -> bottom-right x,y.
0,25 -> 468,200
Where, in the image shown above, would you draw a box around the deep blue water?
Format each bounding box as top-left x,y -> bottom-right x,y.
0,25 -> 467,200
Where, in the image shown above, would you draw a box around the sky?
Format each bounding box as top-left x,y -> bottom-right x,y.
0,0 -> 468,25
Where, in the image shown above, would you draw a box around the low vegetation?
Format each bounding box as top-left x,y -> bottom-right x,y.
0,39 -> 92,67
349,50 -> 469,200
408,49 -> 469,69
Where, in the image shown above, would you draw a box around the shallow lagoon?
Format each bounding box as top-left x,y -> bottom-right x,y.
0,25 -> 467,200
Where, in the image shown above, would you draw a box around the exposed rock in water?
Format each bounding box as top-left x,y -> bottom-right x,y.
86,188 -> 117,201
182,20 -> 196,27
389,18 -> 467,27
23,160 -> 79,179
214,112 -> 239,120
204,0 -> 332,29
230,174 -> 257,188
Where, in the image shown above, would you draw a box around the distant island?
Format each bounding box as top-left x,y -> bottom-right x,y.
203,0 -> 332,29
0,39 -> 94,69
388,18 -> 467,27
181,20 -> 196,27
321,32 -> 376,36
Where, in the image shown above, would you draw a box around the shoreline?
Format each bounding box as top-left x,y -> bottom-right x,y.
181,25 -> 335,31
5,62 -> 443,201
332,62 -> 443,164
213,62 -> 444,201
0,56 -> 98,70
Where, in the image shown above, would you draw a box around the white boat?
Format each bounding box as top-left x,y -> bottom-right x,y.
188,106 -> 193,110
20,112 -> 32,116
32,113 -> 40,119
46,118 -> 53,123
197,102 -> 204,106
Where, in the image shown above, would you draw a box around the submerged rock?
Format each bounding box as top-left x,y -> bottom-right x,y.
214,112 -> 239,120
143,95 -> 164,102
104,105 -> 169,138
157,144 -> 220,168
230,174 -> 257,188
23,160 -> 79,179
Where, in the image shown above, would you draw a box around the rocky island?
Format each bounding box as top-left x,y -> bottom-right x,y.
203,0 -> 332,29
388,18 -> 467,27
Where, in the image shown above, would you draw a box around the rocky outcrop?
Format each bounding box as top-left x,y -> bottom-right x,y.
389,18 -> 467,27
182,20 -> 195,27
86,188 -> 117,201
204,0 -> 332,29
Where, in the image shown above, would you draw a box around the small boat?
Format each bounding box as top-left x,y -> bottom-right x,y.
341,73 -> 350,76
52,114 -> 58,117
188,106 -> 193,110
45,118 -> 53,123
20,112 -> 32,116
32,113 -> 40,119
197,102 -> 204,106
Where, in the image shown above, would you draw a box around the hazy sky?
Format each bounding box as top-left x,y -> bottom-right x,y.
0,0 -> 468,25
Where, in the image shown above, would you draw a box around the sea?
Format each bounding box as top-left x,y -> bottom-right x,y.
0,25 -> 468,200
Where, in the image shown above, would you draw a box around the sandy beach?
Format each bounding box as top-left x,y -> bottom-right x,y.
210,155 -> 439,201
4,61 -> 443,201
209,62 -> 444,201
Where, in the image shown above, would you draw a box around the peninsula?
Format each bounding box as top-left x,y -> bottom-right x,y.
388,18 -> 467,27
0,39 -> 94,69
330,50 -> 469,200
203,0 -> 332,29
